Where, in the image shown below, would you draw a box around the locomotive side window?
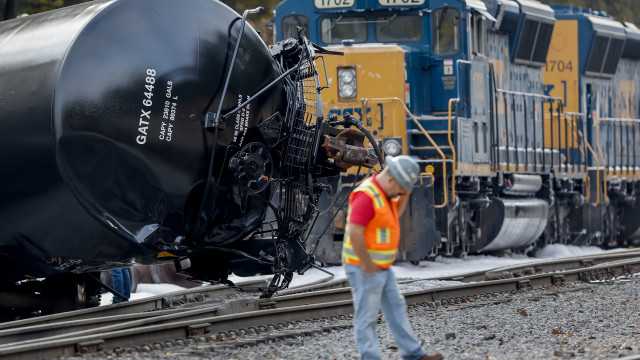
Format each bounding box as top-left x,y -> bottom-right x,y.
320,16 -> 367,44
470,13 -> 486,57
282,15 -> 310,39
375,14 -> 423,42
432,7 -> 460,55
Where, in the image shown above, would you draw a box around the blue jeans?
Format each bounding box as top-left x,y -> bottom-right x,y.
344,264 -> 425,360
109,268 -> 130,303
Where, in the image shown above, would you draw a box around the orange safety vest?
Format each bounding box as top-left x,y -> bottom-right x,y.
342,177 -> 400,269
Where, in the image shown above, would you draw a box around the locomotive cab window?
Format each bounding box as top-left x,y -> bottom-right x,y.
375,14 -> 423,43
470,13 -> 486,57
433,7 -> 460,55
282,15 -> 310,40
320,16 -> 367,44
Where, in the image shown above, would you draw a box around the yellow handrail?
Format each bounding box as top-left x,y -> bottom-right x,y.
580,132 -> 601,205
561,113 -> 602,205
360,97 -> 452,208
447,98 -> 458,204
594,118 -> 608,204
562,114 -> 594,203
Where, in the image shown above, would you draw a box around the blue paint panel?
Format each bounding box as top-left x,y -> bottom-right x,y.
275,0 -> 431,45
427,0 -> 465,113
275,0 -> 468,116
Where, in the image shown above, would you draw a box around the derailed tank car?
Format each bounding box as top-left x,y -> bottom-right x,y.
0,0 -> 374,317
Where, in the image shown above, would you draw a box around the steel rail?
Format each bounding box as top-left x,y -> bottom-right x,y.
2,249 -> 639,349
0,278 -> 343,345
0,278 -> 270,331
1,254 -> 640,359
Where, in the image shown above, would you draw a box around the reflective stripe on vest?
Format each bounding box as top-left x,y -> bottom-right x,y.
342,177 -> 400,269
342,244 -> 396,263
376,227 -> 390,244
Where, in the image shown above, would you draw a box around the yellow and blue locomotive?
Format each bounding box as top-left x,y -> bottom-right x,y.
273,0 -> 640,263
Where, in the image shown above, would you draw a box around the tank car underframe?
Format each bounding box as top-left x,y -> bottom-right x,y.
0,273 -> 102,321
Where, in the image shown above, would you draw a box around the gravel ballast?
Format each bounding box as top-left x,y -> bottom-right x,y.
63,274 -> 640,360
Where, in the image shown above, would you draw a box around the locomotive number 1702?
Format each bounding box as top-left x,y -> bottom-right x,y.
314,0 -> 354,9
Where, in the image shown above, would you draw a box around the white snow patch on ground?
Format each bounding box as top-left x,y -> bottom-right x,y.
100,244 -> 629,306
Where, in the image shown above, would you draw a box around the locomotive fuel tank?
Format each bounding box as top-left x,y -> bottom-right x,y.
0,0 -> 355,298
477,198 -> 549,252
471,175 -> 548,253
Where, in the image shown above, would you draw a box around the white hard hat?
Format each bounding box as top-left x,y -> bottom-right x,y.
386,155 -> 420,190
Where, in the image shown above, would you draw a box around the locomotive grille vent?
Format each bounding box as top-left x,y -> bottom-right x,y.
513,17 -> 554,67
586,35 -> 625,77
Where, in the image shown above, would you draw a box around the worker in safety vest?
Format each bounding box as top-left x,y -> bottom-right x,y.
343,155 -> 443,360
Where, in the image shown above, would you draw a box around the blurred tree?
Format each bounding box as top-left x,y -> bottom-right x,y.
220,0 -> 237,9
542,0 -> 640,24
3,0 -> 19,20
3,0 -> 634,39
22,0 -> 63,15
63,0 -> 88,5
0,0 -> 280,43
223,0 -> 279,44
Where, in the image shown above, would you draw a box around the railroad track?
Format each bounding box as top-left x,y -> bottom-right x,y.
1,249 -> 640,359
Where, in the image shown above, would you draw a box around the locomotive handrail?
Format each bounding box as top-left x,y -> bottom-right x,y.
495,89 -> 560,99
447,98 -> 458,205
596,117 -> 640,178
360,97 -> 451,208
594,118 -> 608,204
566,112 -> 609,205
597,118 -> 640,122
563,113 -> 601,205
569,114 -> 588,181
563,113 -> 587,171
419,172 -> 435,186
495,89 -> 564,173
556,102 -> 584,174
581,132 -> 602,205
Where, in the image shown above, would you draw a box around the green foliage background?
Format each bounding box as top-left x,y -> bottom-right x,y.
0,0 -> 279,42
544,0 -> 639,24
0,0 -> 638,44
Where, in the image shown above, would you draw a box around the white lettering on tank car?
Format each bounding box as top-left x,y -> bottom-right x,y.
137,69 -> 157,145
161,81 -> 179,142
233,95 -> 250,146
